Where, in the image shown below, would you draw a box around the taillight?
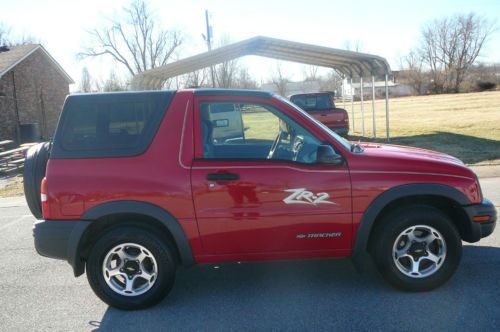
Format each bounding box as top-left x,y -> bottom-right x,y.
41,177 -> 49,219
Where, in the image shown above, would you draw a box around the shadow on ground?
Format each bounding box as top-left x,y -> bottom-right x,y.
92,245 -> 500,331
348,131 -> 500,164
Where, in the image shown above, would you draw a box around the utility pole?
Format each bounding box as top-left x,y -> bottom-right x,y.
204,10 -> 216,88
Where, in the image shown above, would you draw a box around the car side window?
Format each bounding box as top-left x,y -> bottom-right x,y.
200,101 -> 321,164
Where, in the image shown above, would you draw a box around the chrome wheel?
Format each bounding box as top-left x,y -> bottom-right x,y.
392,225 -> 447,278
102,243 -> 158,296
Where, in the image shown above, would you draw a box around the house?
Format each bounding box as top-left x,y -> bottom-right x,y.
0,44 -> 73,143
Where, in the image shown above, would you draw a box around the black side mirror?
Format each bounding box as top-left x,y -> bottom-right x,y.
316,145 -> 344,165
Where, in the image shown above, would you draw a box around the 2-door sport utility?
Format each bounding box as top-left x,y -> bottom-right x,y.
25,89 -> 496,310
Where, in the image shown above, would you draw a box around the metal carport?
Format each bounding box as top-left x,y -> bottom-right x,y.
131,36 -> 392,141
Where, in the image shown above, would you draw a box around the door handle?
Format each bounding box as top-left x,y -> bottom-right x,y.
206,173 -> 240,181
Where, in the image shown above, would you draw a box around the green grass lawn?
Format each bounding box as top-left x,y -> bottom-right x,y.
344,91 -> 500,164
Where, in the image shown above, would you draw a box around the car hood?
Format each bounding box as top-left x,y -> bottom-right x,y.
358,142 -> 465,166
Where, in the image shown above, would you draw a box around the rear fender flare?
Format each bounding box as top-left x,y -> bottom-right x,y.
72,201 -> 195,276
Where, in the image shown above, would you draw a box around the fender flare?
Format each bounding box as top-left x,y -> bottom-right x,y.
72,200 -> 195,276
351,183 -> 470,268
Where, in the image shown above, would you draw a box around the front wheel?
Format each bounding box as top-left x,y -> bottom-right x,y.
86,226 -> 176,310
372,205 -> 462,291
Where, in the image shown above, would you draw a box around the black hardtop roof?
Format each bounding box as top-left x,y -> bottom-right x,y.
67,90 -> 174,101
193,88 -> 274,98
67,88 -> 274,100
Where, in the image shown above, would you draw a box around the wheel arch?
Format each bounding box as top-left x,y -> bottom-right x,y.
71,201 -> 195,276
352,183 -> 471,269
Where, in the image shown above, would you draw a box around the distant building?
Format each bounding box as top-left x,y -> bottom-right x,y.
261,77 -> 409,100
0,44 -> 73,143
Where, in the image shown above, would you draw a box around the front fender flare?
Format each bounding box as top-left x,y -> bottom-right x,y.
351,183 -> 470,270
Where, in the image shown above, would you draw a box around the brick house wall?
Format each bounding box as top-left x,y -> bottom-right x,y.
0,72 -> 18,141
0,48 -> 70,142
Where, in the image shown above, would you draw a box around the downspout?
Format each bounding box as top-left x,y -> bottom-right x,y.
11,71 -> 21,144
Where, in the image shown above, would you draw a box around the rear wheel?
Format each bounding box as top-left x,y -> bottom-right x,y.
86,226 -> 176,310
372,205 -> 462,291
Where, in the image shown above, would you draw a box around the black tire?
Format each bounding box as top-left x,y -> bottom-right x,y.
23,142 -> 51,219
86,226 -> 177,310
372,204 -> 462,291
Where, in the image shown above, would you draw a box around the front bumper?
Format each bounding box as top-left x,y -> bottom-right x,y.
463,198 -> 497,241
33,219 -> 91,276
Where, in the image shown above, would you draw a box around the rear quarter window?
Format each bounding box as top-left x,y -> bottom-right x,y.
51,91 -> 175,159
291,95 -> 333,111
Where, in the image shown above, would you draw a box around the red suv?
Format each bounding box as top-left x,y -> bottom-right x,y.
25,89 -> 496,310
290,92 -> 349,136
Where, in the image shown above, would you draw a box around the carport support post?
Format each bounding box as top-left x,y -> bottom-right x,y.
342,77 -> 346,109
385,73 -> 390,142
371,75 -> 376,138
350,77 -> 355,132
360,76 -> 365,137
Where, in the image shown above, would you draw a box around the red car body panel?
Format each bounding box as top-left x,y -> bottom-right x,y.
44,89 -> 484,265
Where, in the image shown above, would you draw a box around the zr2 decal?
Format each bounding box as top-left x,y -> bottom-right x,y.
283,188 -> 336,206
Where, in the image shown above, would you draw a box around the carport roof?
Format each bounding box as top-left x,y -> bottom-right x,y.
131,36 -> 391,89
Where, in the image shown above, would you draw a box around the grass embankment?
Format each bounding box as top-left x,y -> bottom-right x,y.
344,90 -> 500,164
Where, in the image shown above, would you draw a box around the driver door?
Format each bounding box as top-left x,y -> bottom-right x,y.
191,96 -> 352,258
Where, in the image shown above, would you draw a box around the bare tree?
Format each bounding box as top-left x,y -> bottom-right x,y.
235,68 -> 258,89
399,49 -> 426,94
420,13 -> 496,93
102,71 -> 126,92
342,40 -> 364,52
79,67 -> 93,92
184,69 -> 208,88
212,36 -> 240,88
303,65 -> 319,81
0,22 -> 41,46
214,59 -> 239,88
319,70 -> 343,93
79,0 -> 182,77
271,61 -> 290,96
0,23 -> 11,45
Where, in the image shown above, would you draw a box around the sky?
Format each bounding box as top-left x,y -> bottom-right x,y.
1,0 -> 499,89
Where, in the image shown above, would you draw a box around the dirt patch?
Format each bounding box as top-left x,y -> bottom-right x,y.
0,175 -> 24,197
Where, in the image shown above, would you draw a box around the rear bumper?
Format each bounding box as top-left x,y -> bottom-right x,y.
33,219 -> 91,276
463,198 -> 497,241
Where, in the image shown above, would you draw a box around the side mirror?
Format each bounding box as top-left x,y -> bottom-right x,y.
316,145 -> 344,165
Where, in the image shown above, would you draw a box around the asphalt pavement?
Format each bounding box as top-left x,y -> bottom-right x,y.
0,178 -> 499,331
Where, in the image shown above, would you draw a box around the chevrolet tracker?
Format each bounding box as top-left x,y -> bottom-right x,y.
24,89 -> 496,310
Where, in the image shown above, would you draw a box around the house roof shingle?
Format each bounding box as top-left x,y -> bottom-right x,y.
0,44 -> 73,84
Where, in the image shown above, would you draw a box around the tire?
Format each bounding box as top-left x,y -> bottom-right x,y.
372,204 -> 462,291
23,142 -> 51,219
86,226 -> 177,310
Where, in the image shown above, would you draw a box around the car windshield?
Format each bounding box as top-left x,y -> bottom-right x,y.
276,95 -> 352,151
